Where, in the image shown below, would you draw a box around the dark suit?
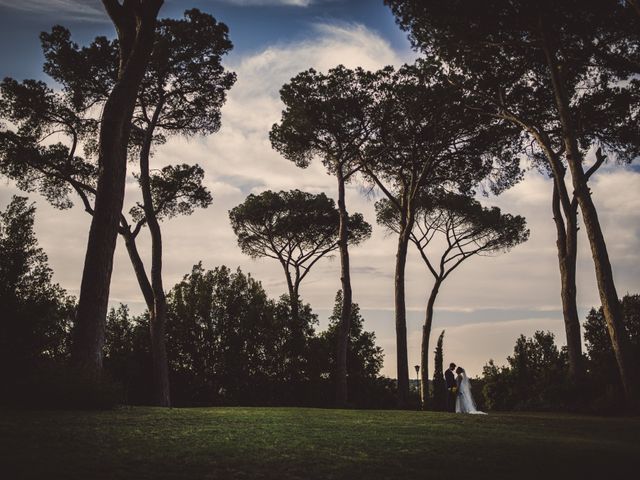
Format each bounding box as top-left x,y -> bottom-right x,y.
445,368 -> 456,412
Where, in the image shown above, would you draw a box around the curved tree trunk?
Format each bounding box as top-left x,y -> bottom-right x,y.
551,179 -> 584,384
140,115 -> 171,407
568,170 -> 635,401
71,0 -> 163,374
542,37 -> 637,406
122,230 -> 154,310
420,279 -> 441,410
123,228 -> 169,406
394,208 -> 412,408
335,171 -> 352,407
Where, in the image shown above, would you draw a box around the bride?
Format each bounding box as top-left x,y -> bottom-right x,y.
455,367 -> 486,415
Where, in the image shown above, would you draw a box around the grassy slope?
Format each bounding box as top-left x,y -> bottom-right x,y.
1,407 -> 638,479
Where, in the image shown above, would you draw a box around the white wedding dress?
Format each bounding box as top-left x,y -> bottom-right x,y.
455,372 -> 487,415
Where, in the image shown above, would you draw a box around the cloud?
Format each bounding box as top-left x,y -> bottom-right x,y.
217,0 -> 344,6
0,0 -> 106,22
0,21 -> 410,309
218,0 -> 314,5
1,19 -> 639,380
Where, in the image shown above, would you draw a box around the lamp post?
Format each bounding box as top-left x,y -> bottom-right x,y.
414,365 -> 421,410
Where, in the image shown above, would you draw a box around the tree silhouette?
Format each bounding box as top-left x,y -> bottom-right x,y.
270,66 -> 376,406
0,197 -> 75,397
585,294 -> 640,407
432,330 -> 446,411
165,263 -> 318,405
0,9 -> 233,405
377,192 -> 529,407
358,61 -> 521,407
386,0 -> 640,403
229,189 -> 370,383
68,0 -> 163,375
308,291 -> 385,407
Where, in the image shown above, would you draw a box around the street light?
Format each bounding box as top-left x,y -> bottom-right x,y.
414,365 -> 421,410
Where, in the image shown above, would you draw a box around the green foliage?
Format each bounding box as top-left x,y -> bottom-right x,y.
15,363 -> 124,410
103,305 -> 153,405
0,78 -> 97,209
139,9 -> 236,137
377,192 -> 529,268
480,295 -> 640,413
584,294 -> 640,412
99,277 -> 389,408
376,188 -> 530,329
270,66 -> 376,175
129,164 -> 212,222
0,197 -> 127,409
313,291 -> 384,378
362,61 -> 522,197
0,197 -> 74,389
165,263 -> 317,405
385,0 -> 640,169
40,9 -> 236,140
230,189 -> 371,261
306,291 -> 389,408
481,331 -> 570,411
1,9 -> 230,223
431,331 -> 446,411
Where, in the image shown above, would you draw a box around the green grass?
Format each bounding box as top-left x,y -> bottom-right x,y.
1,407 -> 638,479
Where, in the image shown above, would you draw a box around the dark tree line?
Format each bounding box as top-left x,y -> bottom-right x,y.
0,196 -> 389,408
270,62 -> 529,408
480,294 -> 640,413
0,0 -> 636,413
0,8 -> 234,406
0,197 -> 74,397
229,190 -> 371,390
386,0 -> 640,407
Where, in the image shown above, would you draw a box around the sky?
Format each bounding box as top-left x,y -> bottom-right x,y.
0,0 -> 639,379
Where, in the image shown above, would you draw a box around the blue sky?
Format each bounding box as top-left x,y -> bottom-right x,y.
1,0 -> 639,378
0,0 -> 409,79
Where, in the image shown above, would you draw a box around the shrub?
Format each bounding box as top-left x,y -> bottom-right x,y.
9,362 -> 123,410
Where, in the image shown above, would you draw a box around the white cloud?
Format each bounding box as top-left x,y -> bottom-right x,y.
218,0 -> 314,5
217,0 -> 347,6
2,21 -> 639,380
0,0 -> 106,22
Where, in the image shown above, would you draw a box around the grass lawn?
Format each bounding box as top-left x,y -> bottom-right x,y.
1,407 -> 638,479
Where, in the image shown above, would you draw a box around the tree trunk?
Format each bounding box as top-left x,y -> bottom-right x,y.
394,208 -> 412,408
149,301 -> 170,407
420,279 -> 441,410
140,114 -> 171,407
122,230 -> 154,310
551,179 -> 584,383
71,0 -> 163,374
542,37 -> 638,406
282,270 -> 303,388
335,171 -> 352,408
285,272 -> 302,357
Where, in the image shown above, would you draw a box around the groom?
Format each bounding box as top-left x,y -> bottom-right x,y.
445,362 -> 457,412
